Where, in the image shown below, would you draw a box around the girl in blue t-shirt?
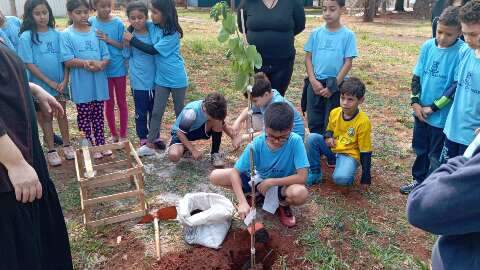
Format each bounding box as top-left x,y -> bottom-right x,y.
17,0 -> 75,166
123,1 -> 156,146
0,10 -> 21,50
123,0 -> 188,151
61,0 -> 111,159
90,0 -> 128,143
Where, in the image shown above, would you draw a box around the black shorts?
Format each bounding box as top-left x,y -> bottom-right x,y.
240,172 -> 286,201
170,123 -> 211,145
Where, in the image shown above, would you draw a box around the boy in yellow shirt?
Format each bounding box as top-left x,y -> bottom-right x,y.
306,77 -> 372,186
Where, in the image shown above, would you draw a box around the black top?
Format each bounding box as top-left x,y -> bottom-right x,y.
237,0 -> 305,64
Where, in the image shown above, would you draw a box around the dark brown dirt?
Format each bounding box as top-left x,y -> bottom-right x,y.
154,229 -> 306,270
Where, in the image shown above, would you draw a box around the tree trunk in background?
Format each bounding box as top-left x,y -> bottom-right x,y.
9,0 -> 17,16
413,0 -> 434,19
395,0 -> 405,11
364,0 -> 376,21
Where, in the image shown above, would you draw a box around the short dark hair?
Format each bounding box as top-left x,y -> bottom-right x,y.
203,92 -> 227,120
126,1 -> 148,17
264,102 -> 293,131
325,0 -> 345,8
250,72 -> 272,98
340,77 -> 366,99
460,0 -> 480,24
439,6 -> 462,28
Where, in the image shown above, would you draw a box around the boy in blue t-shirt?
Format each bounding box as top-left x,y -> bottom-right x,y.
0,11 -> 21,50
139,92 -> 235,167
210,103 -> 309,228
303,0 -> 357,136
439,0 -> 480,164
232,72 -> 305,148
400,7 -> 464,195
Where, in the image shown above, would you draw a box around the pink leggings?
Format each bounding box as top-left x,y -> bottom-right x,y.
105,76 -> 128,138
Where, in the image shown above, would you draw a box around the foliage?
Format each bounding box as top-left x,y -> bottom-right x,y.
210,1 -> 262,91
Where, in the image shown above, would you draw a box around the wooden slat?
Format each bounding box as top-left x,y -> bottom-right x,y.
92,159 -> 129,170
84,190 -> 142,207
82,147 -> 95,178
129,141 -> 144,167
85,176 -> 135,189
89,141 -> 128,152
86,210 -> 146,228
79,167 -> 143,189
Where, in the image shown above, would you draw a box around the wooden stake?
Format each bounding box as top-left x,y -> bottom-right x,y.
154,217 -> 161,260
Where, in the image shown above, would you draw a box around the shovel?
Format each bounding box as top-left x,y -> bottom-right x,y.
138,206 -> 177,260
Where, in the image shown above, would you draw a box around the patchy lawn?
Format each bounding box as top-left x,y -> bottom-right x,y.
49,9 -> 433,269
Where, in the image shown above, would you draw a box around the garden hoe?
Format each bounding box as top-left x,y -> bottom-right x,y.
138,206 -> 177,260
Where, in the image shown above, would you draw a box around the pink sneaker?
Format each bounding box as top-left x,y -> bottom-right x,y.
277,205 -> 296,228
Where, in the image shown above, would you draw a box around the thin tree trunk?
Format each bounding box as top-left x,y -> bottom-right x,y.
394,0 -> 405,11
364,0 -> 376,22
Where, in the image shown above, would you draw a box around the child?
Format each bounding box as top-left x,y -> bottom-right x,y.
440,0 -> 480,163
303,0 -> 357,135
89,0 -> 127,142
124,0 -> 188,152
210,102 -> 309,228
0,28 -> 14,50
61,0 -> 111,159
399,7 -> 464,195
232,72 -> 305,148
0,10 -> 21,50
164,92 -> 235,167
122,1 -> 155,147
17,0 -> 75,167
305,77 -> 372,187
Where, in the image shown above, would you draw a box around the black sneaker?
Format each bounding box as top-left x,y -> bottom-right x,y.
53,134 -> 63,146
399,181 -> 419,195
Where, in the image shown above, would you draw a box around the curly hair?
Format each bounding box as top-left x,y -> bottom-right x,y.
203,92 -> 227,120
439,6 -> 461,28
20,0 -> 56,44
460,0 -> 480,24
340,77 -> 366,99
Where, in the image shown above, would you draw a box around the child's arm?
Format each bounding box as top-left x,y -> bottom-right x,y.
336,57 -> 353,85
410,74 -> 428,122
56,66 -> 69,93
305,52 -> 323,95
176,130 -> 201,159
96,29 -> 123,49
232,107 -> 248,134
430,81 -> 457,112
358,121 -> 373,185
125,33 -> 158,55
257,168 -> 307,194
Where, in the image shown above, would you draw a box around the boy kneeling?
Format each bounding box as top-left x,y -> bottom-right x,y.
306,77 -> 372,186
167,92 -> 235,167
210,103 -> 309,228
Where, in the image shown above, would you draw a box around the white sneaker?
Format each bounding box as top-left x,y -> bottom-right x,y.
137,145 -> 156,157
211,152 -> 225,168
63,145 -> 76,160
102,149 -> 113,156
47,151 -> 62,166
93,152 -> 103,159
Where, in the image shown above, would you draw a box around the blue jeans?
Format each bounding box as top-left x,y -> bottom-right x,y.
132,89 -> 155,140
439,138 -> 468,164
306,133 -> 358,186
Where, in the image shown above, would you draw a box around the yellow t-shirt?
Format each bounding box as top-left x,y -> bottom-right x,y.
326,107 -> 372,161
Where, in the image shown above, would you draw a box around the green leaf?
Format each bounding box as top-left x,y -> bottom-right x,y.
235,72 -> 249,91
245,45 -> 262,69
222,14 -> 236,35
217,28 -> 229,43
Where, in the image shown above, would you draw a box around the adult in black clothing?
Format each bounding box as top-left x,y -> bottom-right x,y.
237,0 -> 306,96
0,42 -> 72,269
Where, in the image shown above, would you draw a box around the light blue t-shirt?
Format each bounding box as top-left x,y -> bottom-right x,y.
0,29 -> 14,50
443,44 -> 480,145
235,133 -> 309,179
1,16 -> 21,50
413,38 -> 464,128
17,28 -> 65,97
171,100 -> 207,134
252,89 -> 305,139
304,25 -> 357,80
89,16 -> 126,77
147,23 -> 188,88
60,26 -> 110,104
122,31 -> 155,90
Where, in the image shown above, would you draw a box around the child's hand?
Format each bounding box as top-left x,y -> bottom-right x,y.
191,148 -> 202,160
311,80 -> 324,95
412,103 -> 427,122
96,29 -> 109,43
47,80 -> 59,91
319,87 -> 332,98
326,137 -> 336,148
237,201 -> 251,220
123,31 -> 133,42
232,134 -> 242,150
257,179 -> 274,195
422,106 -> 433,117
56,81 -> 67,93
7,159 -> 43,203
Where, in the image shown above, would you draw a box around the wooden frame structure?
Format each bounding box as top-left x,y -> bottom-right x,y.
74,141 -> 147,228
